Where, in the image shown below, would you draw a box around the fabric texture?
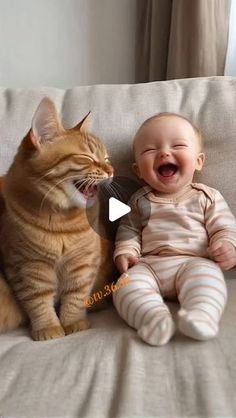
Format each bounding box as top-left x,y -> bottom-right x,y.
113,182 -> 235,345
0,76 -> 236,417
136,0 -> 232,82
114,183 -> 236,259
113,255 -> 226,345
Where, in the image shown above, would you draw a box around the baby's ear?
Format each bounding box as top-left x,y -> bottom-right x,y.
132,162 -> 141,178
195,152 -> 205,171
72,111 -> 92,133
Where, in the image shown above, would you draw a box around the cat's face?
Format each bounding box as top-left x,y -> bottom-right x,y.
31,131 -> 113,210
12,98 -> 113,210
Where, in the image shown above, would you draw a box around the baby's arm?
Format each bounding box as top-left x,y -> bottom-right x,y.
207,240 -> 236,271
114,194 -> 143,273
205,190 -> 236,270
115,254 -> 139,273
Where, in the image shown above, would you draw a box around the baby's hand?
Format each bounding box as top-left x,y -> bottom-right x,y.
207,240 -> 236,271
115,254 -> 139,274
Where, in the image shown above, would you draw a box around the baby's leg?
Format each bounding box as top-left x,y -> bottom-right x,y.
176,258 -> 227,340
112,262 -> 175,346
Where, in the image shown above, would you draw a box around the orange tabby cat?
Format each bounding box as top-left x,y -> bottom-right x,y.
0,97 -> 114,341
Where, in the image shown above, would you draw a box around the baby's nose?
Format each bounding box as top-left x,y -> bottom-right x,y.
159,148 -> 171,157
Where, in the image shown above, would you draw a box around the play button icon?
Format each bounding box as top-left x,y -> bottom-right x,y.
85,175 -> 150,240
109,197 -> 131,222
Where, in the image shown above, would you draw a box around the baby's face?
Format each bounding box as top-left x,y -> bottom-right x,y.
133,116 -> 205,194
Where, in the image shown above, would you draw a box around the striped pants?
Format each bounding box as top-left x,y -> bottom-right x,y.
112,255 -> 227,346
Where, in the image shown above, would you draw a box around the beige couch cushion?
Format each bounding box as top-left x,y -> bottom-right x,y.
1,77 -> 236,218
0,77 -> 236,417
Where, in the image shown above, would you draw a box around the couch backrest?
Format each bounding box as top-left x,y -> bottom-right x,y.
0,76 -> 236,216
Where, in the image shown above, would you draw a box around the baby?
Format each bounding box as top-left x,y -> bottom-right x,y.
112,112 -> 236,346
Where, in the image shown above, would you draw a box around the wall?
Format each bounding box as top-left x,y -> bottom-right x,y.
0,0 -> 136,88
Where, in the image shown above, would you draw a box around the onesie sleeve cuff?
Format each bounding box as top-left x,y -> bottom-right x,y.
210,233 -> 236,249
113,247 -> 140,263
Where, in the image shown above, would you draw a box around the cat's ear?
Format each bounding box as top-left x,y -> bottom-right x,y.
72,111 -> 92,133
30,97 -> 64,149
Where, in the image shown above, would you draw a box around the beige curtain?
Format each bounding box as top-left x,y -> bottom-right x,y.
136,0 -> 232,82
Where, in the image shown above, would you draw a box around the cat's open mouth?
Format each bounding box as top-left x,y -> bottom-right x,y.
157,163 -> 178,177
73,180 -> 98,199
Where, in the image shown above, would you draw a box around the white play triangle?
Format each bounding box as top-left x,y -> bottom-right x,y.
109,197 -> 131,222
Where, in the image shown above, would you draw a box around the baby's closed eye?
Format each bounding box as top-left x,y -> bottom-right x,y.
173,144 -> 188,148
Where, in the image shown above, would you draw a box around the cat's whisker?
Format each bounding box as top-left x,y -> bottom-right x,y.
99,181 -> 110,193
39,175 -> 88,212
105,183 -> 123,200
35,169 -> 57,184
39,172 -> 105,212
69,178 -> 98,203
36,171 -> 86,185
75,178 -> 95,194
70,185 -> 82,203
100,181 -> 114,196
39,177 -> 70,213
37,172 -> 87,186
67,177 -> 97,201
85,178 -> 96,190
74,179 -> 88,191
70,180 -> 90,201
109,180 -> 128,193
98,186 -> 112,200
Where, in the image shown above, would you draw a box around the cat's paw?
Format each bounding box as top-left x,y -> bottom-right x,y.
31,325 -> 65,341
64,319 -> 91,335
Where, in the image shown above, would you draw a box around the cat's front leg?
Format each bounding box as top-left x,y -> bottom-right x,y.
8,261 -> 65,341
59,265 -> 98,335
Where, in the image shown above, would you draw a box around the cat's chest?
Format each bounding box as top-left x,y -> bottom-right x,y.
38,230 -> 97,260
3,209 -> 100,263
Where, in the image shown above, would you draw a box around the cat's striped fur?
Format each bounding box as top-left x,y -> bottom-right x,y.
0,98 -> 114,341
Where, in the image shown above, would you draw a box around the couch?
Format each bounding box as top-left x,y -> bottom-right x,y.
0,76 -> 236,418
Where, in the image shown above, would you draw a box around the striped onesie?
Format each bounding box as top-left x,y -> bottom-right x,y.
113,183 -> 236,345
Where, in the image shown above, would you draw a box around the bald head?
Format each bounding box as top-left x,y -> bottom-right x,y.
133,113 -> 203,162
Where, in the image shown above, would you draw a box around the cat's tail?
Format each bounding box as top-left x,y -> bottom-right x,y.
0,270 -> 26,332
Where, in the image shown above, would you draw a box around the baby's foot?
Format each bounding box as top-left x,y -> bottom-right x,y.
178,309 -> 218,341
138,312 -> 176,346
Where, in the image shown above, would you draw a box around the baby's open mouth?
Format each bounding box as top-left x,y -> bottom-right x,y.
73,181 -> 98,199
158,163 -> 178,177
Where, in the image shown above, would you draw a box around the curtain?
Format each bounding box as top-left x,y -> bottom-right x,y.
224,0 -> 236,76
136,0 -> 232,82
